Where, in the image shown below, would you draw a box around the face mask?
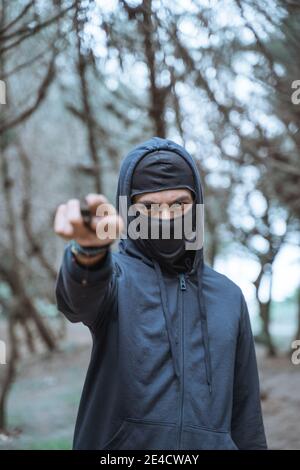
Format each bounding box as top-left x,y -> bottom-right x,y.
133,205 -> 196,271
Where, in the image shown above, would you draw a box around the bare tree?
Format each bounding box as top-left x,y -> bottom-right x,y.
0,0 -> 74,431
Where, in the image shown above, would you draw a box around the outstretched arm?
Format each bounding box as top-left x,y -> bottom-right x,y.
54,193 -> 123,332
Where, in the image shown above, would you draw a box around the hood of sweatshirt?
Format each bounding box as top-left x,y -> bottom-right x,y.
116,136 -> 204,273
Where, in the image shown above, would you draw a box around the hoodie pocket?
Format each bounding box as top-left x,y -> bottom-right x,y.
182,424 -> 239,450
101,418 -> 177,450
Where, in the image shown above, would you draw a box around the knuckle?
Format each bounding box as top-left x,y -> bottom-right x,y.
68,215 -> 82,226
56,203 -> 66,214
67,198 -> 79,205
55,228 -> 66,237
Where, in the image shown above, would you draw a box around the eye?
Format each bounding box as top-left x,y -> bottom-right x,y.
172,202 -> 185,211
168,202 -> 183,218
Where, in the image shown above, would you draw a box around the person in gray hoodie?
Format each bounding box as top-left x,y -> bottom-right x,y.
54,136 -> 267,450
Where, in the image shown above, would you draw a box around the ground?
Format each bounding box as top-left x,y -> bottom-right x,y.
0,322 -> 299,450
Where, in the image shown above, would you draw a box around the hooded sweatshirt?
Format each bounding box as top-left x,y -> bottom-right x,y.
55,136 -> 267,450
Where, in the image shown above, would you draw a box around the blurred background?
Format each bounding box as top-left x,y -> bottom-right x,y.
0,0 -> 299,450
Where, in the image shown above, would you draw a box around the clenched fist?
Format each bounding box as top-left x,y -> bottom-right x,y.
54,194 -> 124,265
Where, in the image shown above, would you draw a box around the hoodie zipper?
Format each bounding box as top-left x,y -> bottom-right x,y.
177,273 -> 186,449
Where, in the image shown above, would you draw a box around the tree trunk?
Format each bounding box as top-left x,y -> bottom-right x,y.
0,314 -> 18,430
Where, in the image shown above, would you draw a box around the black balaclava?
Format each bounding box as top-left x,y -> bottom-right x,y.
130,150 -> 197,273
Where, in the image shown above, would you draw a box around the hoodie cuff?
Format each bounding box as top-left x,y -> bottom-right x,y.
64,243 -> 113,286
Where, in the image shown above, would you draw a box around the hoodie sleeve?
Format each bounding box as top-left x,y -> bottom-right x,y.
231,293 -> 268,450
55,242 -> 117,332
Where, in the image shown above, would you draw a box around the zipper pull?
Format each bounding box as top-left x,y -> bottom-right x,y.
179,274 -> 186,291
